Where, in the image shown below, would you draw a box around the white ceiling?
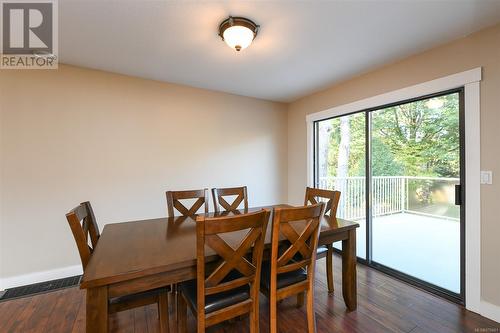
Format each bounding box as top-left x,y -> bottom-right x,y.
59,1 -> 500,102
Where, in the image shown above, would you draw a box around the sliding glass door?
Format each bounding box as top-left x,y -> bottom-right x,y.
314,89 -> 464,301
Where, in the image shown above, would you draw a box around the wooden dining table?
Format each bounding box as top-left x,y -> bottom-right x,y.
80,204 -> 359,332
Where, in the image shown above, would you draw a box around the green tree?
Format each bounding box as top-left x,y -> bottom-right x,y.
372,93 -> 459,177
320,92 -> 459,179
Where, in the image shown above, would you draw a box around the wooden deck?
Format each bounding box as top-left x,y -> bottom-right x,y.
0,254 -> 497,333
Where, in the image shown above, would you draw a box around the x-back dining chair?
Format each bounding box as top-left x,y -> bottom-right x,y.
66,201 -> 170,333
177,209 -> 270,333
260,203 -> 325,333
166,188 -> 209,217
304,187 -> 341,293
211,186 -> 248,213
166,189 -> 210,299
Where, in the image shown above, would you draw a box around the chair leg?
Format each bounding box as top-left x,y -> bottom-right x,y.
296,292 -> 304,308
171,283 -> 177,323
177,293 -> 187,333
158,291 -> 170,333
249,300 -> 259,333
269,294 -> 278,333
306,290 -> 316,333
197,314 -> 204,333
326,244 -> 334,293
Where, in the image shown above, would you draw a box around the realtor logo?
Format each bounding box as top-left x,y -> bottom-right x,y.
1,0 -> 58,69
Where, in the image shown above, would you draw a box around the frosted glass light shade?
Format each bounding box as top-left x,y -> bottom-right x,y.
223,26 -> 254,51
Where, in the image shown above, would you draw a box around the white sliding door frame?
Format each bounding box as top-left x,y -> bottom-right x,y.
306,68 -> 482,313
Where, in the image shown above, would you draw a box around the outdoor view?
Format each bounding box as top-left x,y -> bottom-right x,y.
315,91 -> 461,294
317,113 -> 366,259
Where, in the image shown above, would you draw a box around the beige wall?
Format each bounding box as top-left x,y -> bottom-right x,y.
0,65 -> 287,280
287,23 -> 500,306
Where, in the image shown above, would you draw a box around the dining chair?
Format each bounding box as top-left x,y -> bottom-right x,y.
211,186 -> 248,213
166,188 -> 209,217
177,209 -> 270,333
260,203 -> 325,333
166,189 -> 209,301
66,201 -> 170,333
304,187 -> 341,293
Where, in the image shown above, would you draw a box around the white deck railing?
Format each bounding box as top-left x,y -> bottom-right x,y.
317,176 -> 459,221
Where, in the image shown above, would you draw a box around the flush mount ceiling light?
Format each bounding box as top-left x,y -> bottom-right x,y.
218,16 -> 259,52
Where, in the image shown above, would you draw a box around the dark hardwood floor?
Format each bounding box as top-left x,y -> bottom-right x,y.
0,254 -> 498,332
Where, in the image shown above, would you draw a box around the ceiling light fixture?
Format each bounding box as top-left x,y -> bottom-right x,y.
218,16 -> 259,52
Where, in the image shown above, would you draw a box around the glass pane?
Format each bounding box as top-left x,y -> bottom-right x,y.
371,92 -> 461,293
316,113 -> 366,259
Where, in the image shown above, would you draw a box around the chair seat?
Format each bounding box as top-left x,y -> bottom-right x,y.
108,286 -> 170,315
109,287 -> 168,306
316,245 -> 328,256
261,262 -> 307,290
178,272 -> 250,314
293,245 -> 328,261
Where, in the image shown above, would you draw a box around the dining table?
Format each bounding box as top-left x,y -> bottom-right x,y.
80,204 -> 359,332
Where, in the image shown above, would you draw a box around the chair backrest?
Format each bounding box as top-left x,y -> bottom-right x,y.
270,203 -> 325,286
211,186 -> 248,213
66,201 -> 100,270
166,189 -> 209,217
196,209 -> 270,319
304,187 -> 341,222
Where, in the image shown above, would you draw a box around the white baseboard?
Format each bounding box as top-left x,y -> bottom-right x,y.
480,300 -> 500,324
0,265 -> 82,291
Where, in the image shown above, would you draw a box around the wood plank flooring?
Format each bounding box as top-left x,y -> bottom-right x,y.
0,255 -> 498,332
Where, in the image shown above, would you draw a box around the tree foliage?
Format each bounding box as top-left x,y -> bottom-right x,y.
320,93 -> 460,178
372,93 -> 459,177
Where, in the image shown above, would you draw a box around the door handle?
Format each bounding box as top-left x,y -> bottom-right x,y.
455,184 -> 462,205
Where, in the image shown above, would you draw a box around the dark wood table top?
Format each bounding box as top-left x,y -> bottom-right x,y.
81,205 -> 359,289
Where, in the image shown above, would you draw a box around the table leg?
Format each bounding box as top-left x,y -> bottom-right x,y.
86,286 -> 108,333
342,229 -> 357,310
